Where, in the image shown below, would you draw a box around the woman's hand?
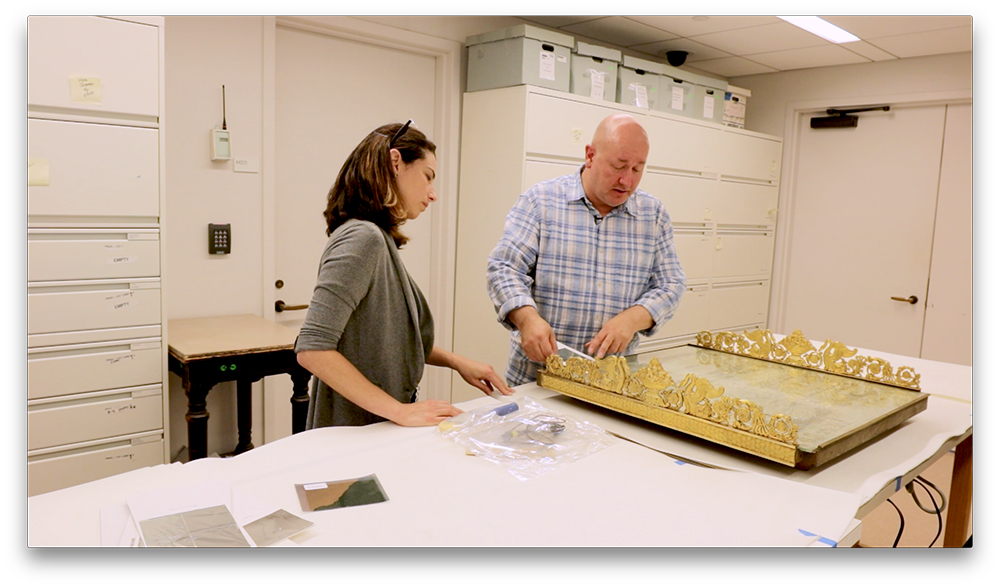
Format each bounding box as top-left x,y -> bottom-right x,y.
392,400 -> 463,426
427,346 -> 514,396
453,355 -> 514,396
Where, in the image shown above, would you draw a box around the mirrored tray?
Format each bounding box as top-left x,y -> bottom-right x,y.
536,330 -> 928,469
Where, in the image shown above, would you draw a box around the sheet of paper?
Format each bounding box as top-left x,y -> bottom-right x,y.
703,95 -> 715,119
672,86 -> 684,111
100,503 -> 141,547
588,70 -> 605,99
634,83 -> 649,109
28,158 -> 50,186
539,51 -> 555,81
70,76 -> 102,104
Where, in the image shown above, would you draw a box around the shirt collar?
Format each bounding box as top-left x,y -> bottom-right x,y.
570,165 -> 638,218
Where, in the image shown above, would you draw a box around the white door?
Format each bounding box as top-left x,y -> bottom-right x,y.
920,103 -> 972,365
264,26 -> 438,442
779,104 -> 946,356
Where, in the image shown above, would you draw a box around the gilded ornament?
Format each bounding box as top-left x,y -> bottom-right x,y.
694,329 -> 921,391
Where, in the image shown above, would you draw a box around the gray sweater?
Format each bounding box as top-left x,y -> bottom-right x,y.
295,219 -> 434,427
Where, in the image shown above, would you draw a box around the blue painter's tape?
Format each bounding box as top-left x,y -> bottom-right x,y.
895,476 -> 902,491
799,529 -> 837,547
674,460 -> 686,465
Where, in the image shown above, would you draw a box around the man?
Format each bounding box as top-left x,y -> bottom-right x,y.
487,113 -> 687,386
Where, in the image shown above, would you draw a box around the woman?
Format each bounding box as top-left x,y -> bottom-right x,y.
296,121 -> 512,428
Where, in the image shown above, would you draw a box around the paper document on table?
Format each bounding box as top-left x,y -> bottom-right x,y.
100,503 -> 142,547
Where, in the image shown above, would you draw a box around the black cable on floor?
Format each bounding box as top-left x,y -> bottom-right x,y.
911,477 -> 943,547
887,498 -> 905,547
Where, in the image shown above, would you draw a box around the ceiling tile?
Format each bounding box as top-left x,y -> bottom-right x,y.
692,21 -> 829,55
748,45 -> 871,71
841,40 -> 898,62
866,26 -> 973,58
519,16 -> 604,29
823,15 -> 972,39
626,15 -> 778,37
686,56 -> 779,78
561,16 -> 677,47
628,37 -> 732,62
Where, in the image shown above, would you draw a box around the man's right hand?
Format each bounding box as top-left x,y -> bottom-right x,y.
509,306 -> 558,363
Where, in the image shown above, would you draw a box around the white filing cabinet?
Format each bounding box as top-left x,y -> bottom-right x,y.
27,16 -> 168,496
452,85 -> 782,401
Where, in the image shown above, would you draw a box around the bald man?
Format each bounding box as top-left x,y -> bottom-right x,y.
487,114 -> 687,386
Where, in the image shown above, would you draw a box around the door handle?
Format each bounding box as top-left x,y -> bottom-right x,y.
890,295 -> 919,305
275,300 -> 309,312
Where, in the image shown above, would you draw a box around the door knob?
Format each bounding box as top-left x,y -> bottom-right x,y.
890,295 -> 918,305
275,300 -> 309,312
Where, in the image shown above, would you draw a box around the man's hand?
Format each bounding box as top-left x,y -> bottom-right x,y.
586,306 -> 654,358
509,306 -> 558,363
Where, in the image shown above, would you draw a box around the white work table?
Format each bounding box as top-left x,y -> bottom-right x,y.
27,347 -> 970,547
516,344 -> 973,546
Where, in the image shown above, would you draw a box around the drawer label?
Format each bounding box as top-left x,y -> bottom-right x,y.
106,404 -> 137,415
108,256 -> 136,264
106,354 -> 135,365
105,453 -> 134,461
70,76 -> 102,104
107,291 -> 136,311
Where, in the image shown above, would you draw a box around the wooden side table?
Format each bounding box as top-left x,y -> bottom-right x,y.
168,314 -> 312,461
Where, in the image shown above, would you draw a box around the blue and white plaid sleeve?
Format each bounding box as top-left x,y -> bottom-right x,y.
486,192 -> 541,330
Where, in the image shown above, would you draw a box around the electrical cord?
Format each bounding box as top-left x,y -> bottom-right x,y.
886,498 -> 905,547
910,477 -> 943,547
906,475 -> 947,513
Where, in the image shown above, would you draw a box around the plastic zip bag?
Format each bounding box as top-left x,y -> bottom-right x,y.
438,397 -> 615,481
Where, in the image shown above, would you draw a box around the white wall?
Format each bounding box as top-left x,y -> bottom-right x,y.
729,52 -> 972,137
164,16 -> 266,459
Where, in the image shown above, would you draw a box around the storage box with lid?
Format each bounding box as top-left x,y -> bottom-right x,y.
656,63 -> 698,118
465,25 -> 574,93
724,84 -> 751,129
570,41 -> 620,101
617,55 -> 662,110
685,70 -> 728,125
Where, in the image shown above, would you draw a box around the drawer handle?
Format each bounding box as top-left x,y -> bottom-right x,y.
890,295 -> 918,305
275,300 -> 308,312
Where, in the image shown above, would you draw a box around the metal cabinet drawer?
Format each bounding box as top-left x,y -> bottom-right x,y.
673,230 -> 713,281
712,230 -> 774,281
653,284 -> 710,340
28,384 -> 163,451
28,279 -> 161,336
28,16 -> 159,117
709,281 -> 770,331
28,119 -> 159,220
27,337 -> 162,400
27,432 -> 163,497
643,171 -> 716,226
28,229 -> 159,282
715,181 -> 778,227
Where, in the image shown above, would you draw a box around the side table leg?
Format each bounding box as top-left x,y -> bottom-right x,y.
185,382 -> 211,461
234,378 -> 254,454
290,370 -> 311,434
943,435 -> 972,547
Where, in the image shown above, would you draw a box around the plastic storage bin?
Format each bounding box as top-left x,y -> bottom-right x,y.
465,25 -> 574,93
570,41 -> 620,101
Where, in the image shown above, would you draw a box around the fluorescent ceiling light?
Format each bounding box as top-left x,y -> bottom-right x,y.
777,16 -> 860,43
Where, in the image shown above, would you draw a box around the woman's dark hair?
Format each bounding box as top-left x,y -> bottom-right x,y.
323,121 -> 436,247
